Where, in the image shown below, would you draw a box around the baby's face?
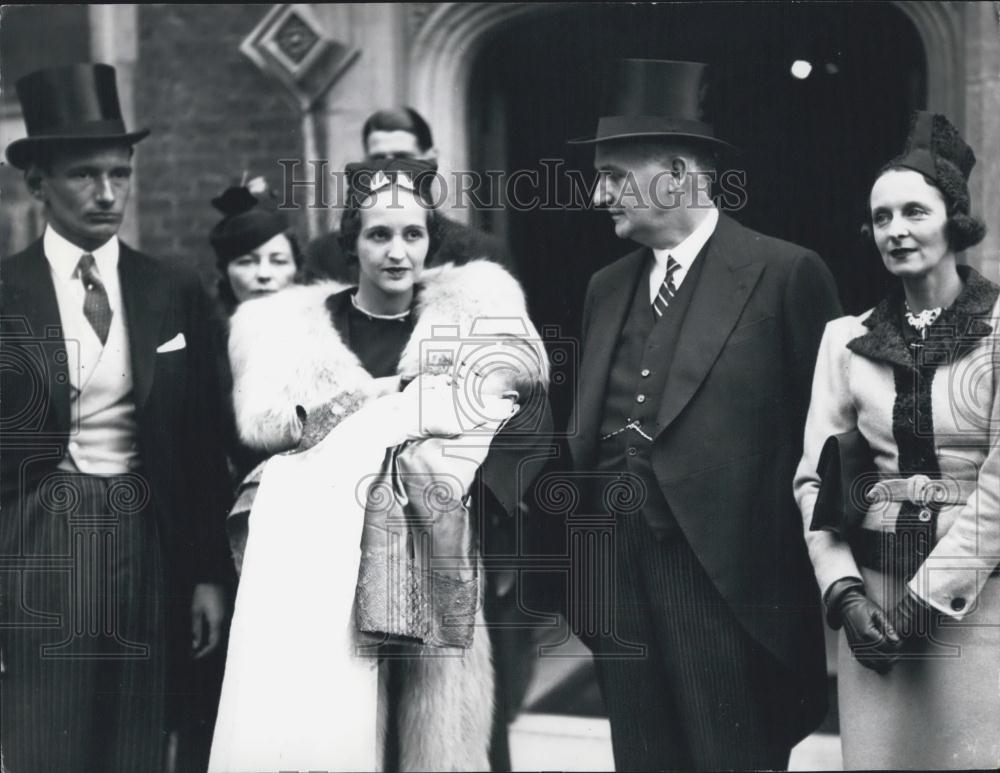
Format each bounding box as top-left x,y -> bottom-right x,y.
477,366 -> 520,400
448,365 -> 518,428
454,337 -> 542,402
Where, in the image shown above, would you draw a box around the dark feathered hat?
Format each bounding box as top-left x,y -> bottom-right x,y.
209,176 -> 290,267
894,111 -> 976,213
881,111 -> 985,251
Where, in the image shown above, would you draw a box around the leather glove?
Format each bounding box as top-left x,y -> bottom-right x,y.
825,577 -> 901,675
888,587 -> 934,649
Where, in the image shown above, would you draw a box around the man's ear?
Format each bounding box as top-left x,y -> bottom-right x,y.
670,156 -> 688,184
24,165 -> 47,203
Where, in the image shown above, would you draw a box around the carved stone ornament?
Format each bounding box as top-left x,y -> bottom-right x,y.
240,4 -> 359,111
274,12 -> 320,64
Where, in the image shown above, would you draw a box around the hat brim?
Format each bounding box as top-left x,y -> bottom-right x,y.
5,128 -> 151,170
568,130 -> 739,154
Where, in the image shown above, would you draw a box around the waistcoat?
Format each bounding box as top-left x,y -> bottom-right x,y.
595,249 -> 706,533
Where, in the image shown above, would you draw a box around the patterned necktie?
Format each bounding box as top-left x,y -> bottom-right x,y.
75,253 -> 113,345
652,256 -> 682,319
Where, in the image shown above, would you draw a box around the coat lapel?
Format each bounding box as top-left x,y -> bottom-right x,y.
3,239 -> 72,433
573,248 -> 648,464
118,245 -> 168,408
847,265 -> 999,369
654,215 -> 764,437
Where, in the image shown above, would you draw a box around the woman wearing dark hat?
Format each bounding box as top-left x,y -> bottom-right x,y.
210,176 -> 303,312
795,112 -> 998,769
208,177 -> 304,489
208,158 -> 550,772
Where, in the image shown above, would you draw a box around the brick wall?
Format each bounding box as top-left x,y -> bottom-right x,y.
135,4 -> 306,288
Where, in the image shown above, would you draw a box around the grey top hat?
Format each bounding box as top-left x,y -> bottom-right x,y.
570,59 -> 737,152
5,63 -> 150,170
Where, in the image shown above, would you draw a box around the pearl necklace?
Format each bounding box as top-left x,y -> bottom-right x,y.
350,293 -> 411,321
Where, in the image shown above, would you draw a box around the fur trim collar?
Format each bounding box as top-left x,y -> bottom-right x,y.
847,265 -> 999,368
228,260 -> 546,452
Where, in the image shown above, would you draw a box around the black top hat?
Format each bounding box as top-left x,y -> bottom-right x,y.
5,63 -> 150,170
569,59 -> 736,152
209,177 -> 291,266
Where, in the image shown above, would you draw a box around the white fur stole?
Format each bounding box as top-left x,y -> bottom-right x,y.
227,260 -> 548,453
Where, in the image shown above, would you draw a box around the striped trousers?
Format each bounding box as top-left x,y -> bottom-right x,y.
587,512 -> 791,771
0,471 -> 167,773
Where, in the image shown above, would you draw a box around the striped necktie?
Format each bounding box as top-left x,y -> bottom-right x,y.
75,253 -> 113,345
652,256 -> 681,319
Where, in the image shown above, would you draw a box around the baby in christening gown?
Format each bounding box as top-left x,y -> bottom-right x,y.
208,368 -> 522,773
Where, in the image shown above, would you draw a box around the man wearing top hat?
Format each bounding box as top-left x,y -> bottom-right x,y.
0,64 -> 232,771
566,59 -> 841,768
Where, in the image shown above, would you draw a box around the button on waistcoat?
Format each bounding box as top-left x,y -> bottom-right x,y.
595,251 -> 706,534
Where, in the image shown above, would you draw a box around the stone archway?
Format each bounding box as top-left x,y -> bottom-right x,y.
408,3 -> 562,217
408,1 -> 962,218
893,1 -> 964,118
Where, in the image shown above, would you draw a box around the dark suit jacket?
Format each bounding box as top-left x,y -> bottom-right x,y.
568,213 -> 841,744
1,238 -> 233,591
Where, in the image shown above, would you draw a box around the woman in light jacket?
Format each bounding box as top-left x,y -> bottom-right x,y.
794,111 -> 998,770
208,158 -> 550,772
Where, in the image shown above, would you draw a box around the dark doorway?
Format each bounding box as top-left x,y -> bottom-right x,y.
468,1 -> 926,426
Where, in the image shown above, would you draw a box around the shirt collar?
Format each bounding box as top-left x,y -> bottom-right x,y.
43,225 -> 120,282
652,206 -> 719,272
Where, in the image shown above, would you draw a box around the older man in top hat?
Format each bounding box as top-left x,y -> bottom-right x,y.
566,59 -> 841,769
0,63 -> 232,772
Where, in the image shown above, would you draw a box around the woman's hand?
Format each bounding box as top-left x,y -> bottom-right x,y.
826,578 -> 901,674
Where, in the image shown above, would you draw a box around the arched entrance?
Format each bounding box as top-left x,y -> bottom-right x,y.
420,2 -> 927,426
402,2 -> 949,732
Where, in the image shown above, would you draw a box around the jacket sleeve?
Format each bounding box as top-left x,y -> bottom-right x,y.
909,325 -> 1000,619
480,389 -> 555,518
182,273 -> 237,585
783,250 -> 843,427
793,318 -> 864,597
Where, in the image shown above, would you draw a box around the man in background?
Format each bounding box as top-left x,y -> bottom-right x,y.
303,106 -> 514,282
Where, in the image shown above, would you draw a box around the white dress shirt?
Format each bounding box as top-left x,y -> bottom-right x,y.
43,225 -> 139,474
44,225 -> 123,385
649,206 -> 719,304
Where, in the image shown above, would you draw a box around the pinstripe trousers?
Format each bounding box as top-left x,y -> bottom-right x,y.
0,471 -> 167,773
588,512 -> 791,771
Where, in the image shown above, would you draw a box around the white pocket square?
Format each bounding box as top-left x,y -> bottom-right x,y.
156,333 -> 186,353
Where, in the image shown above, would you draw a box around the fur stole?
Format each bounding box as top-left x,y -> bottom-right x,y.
225,260 -> 544,771
228,259 -> 548,453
